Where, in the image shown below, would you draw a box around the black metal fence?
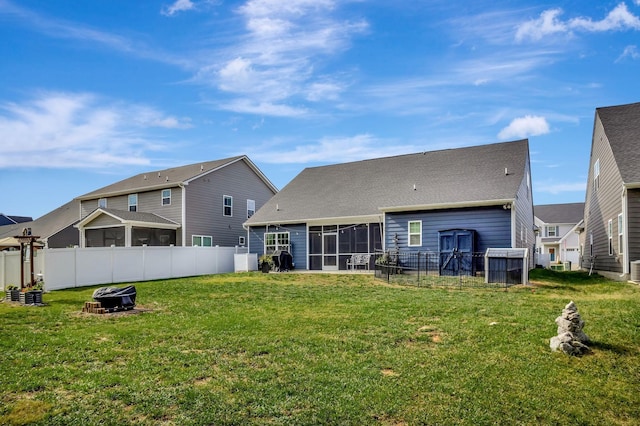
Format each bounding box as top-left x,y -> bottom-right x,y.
374,250 -> 525,289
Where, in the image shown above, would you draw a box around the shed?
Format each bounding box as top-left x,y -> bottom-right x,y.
485,248 -> 529,285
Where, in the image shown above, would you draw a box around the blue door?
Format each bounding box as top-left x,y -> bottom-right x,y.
438,229 -> 475,276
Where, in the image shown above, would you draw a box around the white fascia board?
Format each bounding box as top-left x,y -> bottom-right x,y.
379,199 -> 514,213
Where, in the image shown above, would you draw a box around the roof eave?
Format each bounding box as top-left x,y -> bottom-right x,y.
245,213 -> 383,228
76,182 -> 181,201
379,199 -> 515,213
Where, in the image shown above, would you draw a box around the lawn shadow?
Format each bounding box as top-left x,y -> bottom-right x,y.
589,340 -> 633,355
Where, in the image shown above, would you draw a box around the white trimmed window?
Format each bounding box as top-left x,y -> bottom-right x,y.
223,195 -> 233,217
408,220 -> 422,247
98,198 -> 107,208
593,158 -> 600,190
546,226 -> 558,237
162,189 -> 171,206
192,235 -> 212,247
264,232 -> 290,253
608,219 -> 613,256
247,199 -> 255,219
618,214 -> 624,254
238,236 -> 246,246
128,194 -> 138,212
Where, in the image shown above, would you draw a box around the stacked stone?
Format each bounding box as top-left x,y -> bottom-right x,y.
550,301 -> 590,356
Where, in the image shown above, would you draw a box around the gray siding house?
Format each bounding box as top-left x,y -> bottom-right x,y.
582,102 -> 640,280
75,156 -> 277,248
534,203 -> 584,269
0,200 -> 80,249
245,140 -> 535,271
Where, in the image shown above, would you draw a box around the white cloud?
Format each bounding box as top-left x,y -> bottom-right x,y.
535,181 -> 586,195
516,3 -> 640,42
0,92 -> 189,169
498,115 -> 550,140
515,9 -> 567,42
192,0 -> 368,116
569,3 -> 640,32
250,134 -> 420,164
218,99 -> 308,117
616,44 -> 640,61
161,0 -> 195,16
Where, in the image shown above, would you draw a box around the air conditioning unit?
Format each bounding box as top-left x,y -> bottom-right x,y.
630,260 -> 640,282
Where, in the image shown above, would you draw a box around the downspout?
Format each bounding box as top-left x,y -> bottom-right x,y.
180,183 -> 187,247
622,185 -> 629,276
510,202 -> 516,248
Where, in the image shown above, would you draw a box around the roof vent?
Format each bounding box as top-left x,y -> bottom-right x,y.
413,183 -> 416,191
276,204 -> 280,211
158,172 -> 161,178
201,164 -> 204,171
504,168 -> 509,176
166,176 -> 169,182
143,175 -> 147,180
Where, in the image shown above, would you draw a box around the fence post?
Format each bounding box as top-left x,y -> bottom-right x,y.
417,252 -> 421,287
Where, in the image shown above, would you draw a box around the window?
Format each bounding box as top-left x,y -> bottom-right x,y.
98,198 -> 107,208
264,232 -> 290,253
128,194 -> 138,212
408,220 -> 422,247
593,158 -> 600,190
546,226 -> 558,237
192,235 -> 212,246
608,219 -> 613,256
589,233 -> 593,257
223,195 -> 233,217
618,214 -> 624,254
247,199 -> 255,219
162,189 -> 171,206
238,236 -> 246,246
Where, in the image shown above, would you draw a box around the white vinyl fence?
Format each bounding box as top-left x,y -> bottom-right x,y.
1,246 -> 249,291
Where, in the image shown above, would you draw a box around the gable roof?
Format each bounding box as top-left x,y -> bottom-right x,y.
597,101 -> 640,185
0,214 -> 33,225
246,140 -> 529,225
0,199 -> 80,241
534,202 -> 584,224
75,208 -> 180,229
76,155 -> 277,200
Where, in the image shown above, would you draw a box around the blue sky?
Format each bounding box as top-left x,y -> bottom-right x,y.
1,0 -> 640,219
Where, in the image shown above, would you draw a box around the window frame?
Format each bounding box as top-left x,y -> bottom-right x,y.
98,198 -> 107,208
192,235 -> 213,247
223,195 -> 233,217
162,189 -> 171,206
546,226 -> 558,237
247,199 -> 255,219
408,220 -> 422,247
593,158 -> 600,190
608,219 -> 613,256
618,213 -> 624,255
128,194 -> 138,212
238,236 -> 246,246
264,231 -> 290,254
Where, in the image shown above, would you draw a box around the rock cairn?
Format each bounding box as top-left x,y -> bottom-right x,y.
550,301 -> 590,356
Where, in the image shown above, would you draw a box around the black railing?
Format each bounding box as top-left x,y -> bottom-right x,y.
374,250 -> 525,289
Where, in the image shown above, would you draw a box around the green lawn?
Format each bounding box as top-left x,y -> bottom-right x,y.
1,271 -> 639,425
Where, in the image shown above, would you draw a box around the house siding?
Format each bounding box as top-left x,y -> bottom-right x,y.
47,227 -> 80,248
80,189 -> 183,223
628,188 -> 640,263
514,161 -> 536,267
86,214 -> 121,227
385,206 -> 512,253
584,115 -> 625,274
185,160 -> 276,247
248,224 -> 307,270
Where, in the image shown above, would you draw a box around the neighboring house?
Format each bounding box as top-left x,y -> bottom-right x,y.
0,214 -> 32,226
581,101 -> 640,280
0,200 -> 80,249
245,140 -> 535,271
74,156 -> 277,248
534,203 -> 584,269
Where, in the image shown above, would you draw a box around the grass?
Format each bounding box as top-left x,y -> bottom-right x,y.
1,270 -> 639,425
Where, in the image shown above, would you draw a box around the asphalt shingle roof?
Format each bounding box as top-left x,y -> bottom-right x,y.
98,208 -> 179,225
0,199 -> 80,240
597,101 -> 640,184
77,156 -> 247,199
534,202 -> 584,224
246,140 -> 529,225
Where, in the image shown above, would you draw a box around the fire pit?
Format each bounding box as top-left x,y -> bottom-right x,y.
92,285 -> 137,312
